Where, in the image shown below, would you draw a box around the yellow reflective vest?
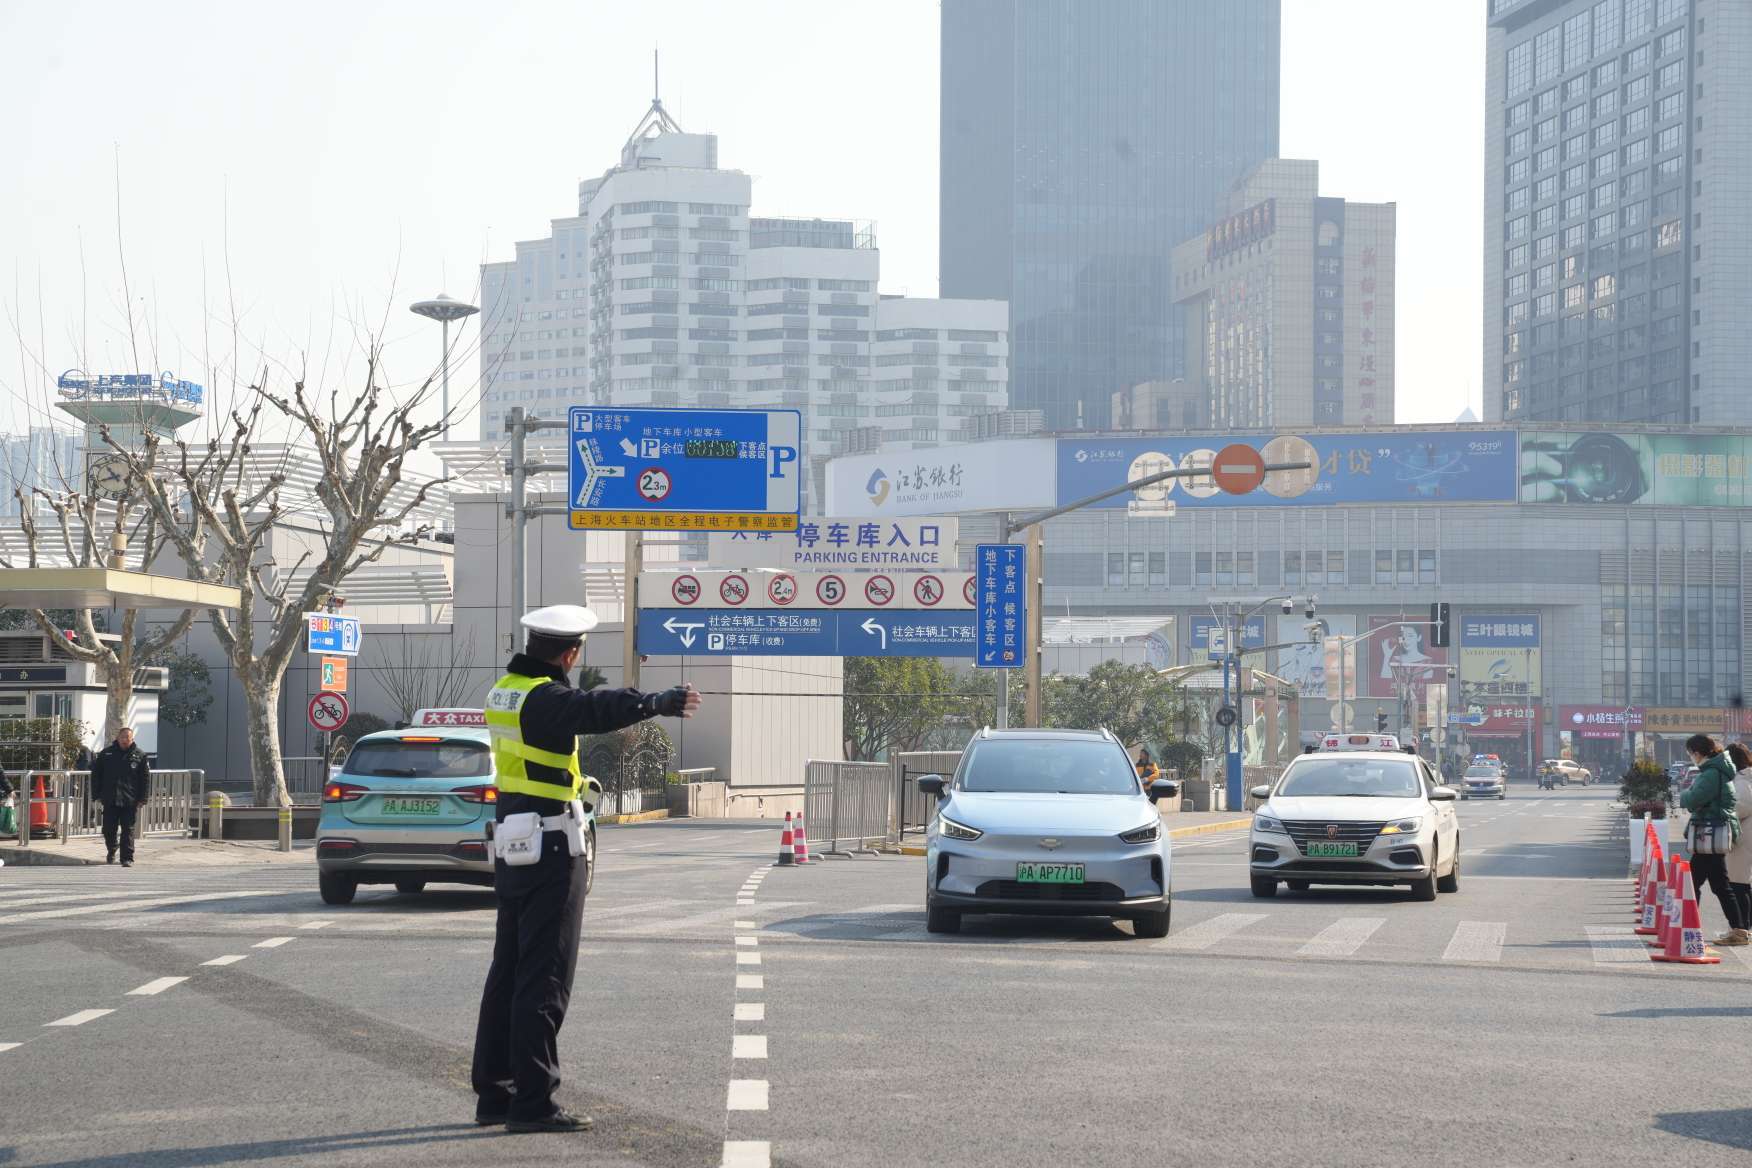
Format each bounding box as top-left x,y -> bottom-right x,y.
484,673 -> 583,802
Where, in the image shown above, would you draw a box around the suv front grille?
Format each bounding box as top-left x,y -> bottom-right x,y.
1281,820 -> 1387,856
975,880 -> 1125,902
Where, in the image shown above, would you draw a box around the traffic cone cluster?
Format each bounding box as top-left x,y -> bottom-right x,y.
1634,834 -> 1665,936
1651,858 -> 1721,965
776,811 -> 796,866
792,814 -> 810,864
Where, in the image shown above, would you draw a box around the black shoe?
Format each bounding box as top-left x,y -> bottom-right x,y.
106,852 -> 116,864
474,1110 -> 508,1127
505,1109 -> 593,1133
121,859 -> 133,867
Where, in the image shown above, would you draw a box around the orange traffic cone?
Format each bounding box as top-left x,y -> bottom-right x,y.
1634,845 -> 1664,935
776,811 -> 795,866
792,813 -> 809,864
1650,853 -> 1682,948
1651,861 -> 1721,965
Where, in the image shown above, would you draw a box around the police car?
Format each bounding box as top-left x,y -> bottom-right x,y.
1249,732 -> 1461,901
315,708 -> 598,905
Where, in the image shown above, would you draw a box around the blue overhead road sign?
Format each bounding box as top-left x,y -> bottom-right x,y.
305,612 -> 363,657
975,543 -> 1026,669
637,609 -> 976,657
568,406 -> 802,531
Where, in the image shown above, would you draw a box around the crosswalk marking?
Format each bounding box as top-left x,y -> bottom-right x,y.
1586,925 -> 1649,964
605,903 -> 799,938
1159,912 -> 1267,950
127,976 -> 189,996
1442,921 -> 1506,963
46,1009 -> 113,1027
1296,917 -> 1385,958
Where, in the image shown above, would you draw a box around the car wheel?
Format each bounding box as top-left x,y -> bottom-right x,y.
1250,875 -> 1279,898
1132,905 -> 1170,939
1286,879 -> 1310,892
394,879 -> 426,895
584,826 -> 597,895
319,872 -> 357,906
1498,792 -> 1506,800
1437,843 -> 1461,893
925,901 -> 961,934
1410,854 -> 1439,902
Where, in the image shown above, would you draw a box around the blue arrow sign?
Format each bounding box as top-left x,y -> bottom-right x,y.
567,406 -> 802,531
637,609 -> 976,657
305,612 -> 363,657
975,543 -> 1026,669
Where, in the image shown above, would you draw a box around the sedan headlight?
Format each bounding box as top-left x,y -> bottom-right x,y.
1118,821 -> 1160,844
938,814 -> 983,841
1379,817 -> 1423,835
1253,814 -> 1286,834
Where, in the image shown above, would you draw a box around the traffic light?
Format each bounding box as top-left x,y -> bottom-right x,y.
1376,709 -> 1389,733
1429,602 -> 1451,648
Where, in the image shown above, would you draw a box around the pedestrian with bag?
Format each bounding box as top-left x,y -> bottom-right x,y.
1679,733 -> 1742,945
471,605 -> 701,1134
1717,742 -> 1752,947
91,727 -> 152,866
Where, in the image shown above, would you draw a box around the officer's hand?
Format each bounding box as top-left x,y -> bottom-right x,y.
653,684 -> 701,718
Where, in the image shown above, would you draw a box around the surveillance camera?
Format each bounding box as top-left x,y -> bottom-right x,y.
1305,599 -> 1318,620
1281,598 -> 1294,615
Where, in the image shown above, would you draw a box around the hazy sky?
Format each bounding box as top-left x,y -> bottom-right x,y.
0,0 -> 1482,438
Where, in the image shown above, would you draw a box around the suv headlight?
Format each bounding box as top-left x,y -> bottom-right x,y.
1380,817 -> 1423,835
938,814 -> 983,841
1253,814 -> 1286,834
1118,821 -> 1160,845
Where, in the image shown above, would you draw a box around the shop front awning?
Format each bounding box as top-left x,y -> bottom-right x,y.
0,567 -> 242,612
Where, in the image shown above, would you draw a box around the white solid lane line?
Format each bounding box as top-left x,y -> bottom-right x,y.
734,1003 -> 765,1022
1442,921 -> 1506,963
127,976 -> 190,996
721,1140 -> 772,1168
201,955 -> 247,967
253,937 -> 294,949
46,1009 -> 114,1027
732,1035 -> 768,1059
736,974 -> 764,990
1159,912 -> 1268,950
1586,925 -> 1650,964
1296,917 -> 1386,958
726,1080 -> 769,1111
0,890 -> 176,909
0,890 -> 280,926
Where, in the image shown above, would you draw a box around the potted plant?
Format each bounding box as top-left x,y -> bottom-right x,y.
1618,759 -> 1673,868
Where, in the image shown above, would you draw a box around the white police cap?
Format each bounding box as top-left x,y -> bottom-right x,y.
519,604 -> 599,639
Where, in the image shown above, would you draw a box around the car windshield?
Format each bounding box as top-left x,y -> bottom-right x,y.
345,739 -> 490,780
961,738 -> 1138,795
1464,767 -> 1500,778
1277,757 -> 1423,798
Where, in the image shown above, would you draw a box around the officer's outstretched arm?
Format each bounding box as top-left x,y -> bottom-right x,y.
553,683 -> 700,735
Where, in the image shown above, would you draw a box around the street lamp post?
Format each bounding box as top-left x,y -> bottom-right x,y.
410,293 -> 480,438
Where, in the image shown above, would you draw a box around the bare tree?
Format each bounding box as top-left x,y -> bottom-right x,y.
2,458 -> 197,743
371,631 -> 478,724
104,346 -> 449,806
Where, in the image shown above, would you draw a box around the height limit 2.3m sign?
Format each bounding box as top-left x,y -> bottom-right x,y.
975,544 -> 1026,669
567,406 -> 801,531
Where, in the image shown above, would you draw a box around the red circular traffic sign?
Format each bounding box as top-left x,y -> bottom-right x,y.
719,575 -> 750,605
767,574 -> 798,606
914,575 -> 944,607
816,574 -> 846,606
308,691 -> 349,732
864,575 -> 895,606
963,576 -> 976,605
1210,443 -> 1266,496
671,574 -> 701,606
636,466 -> 672,502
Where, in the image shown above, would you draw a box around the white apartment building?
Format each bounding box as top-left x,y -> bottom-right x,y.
477,101 -> 1007,497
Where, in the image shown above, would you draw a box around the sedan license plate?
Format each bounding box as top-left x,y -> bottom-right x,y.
381,797 -> 442,817
1305,841 -> 1359,858
1016,862 -> 1084,884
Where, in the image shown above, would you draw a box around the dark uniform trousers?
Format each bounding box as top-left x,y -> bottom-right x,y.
102,803 -> 139,861
470,815 -> 588,1121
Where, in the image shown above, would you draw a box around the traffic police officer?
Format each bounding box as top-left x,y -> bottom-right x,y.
471,604 -> 700,1133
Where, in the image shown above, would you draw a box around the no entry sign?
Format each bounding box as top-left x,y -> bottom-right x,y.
1210,444 -> 1266,496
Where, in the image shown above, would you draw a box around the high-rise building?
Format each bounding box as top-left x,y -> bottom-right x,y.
1485,0 -> 1752,425
940,0 -> 1281,431
478,100 -> 1007,498
1171,160 -> 1396,429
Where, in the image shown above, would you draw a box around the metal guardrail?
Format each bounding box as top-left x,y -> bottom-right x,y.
4,768 -> 204,846
891,751 -> 962,844
803,760 -> 891,855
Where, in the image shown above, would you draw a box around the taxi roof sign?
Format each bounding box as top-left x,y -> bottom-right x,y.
410,708 -> 486,728
1321,732 -> 1402,752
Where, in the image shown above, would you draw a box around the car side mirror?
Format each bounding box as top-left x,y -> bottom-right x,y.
1429,786 -> 1458,802
1249,784 -> 1272,800
1148,778 -> 1179,803
917,775 -> 947,799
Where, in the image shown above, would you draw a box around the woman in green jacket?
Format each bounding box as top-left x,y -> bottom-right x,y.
1681,734 -> 1745,945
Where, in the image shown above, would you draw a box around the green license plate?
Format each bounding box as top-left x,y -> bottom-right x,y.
381,797 -> 443,817
1016,862 -> 1085,884
1306,841 -> 1359,858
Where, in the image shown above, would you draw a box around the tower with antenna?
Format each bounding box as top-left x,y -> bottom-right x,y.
54,370 -> 204,490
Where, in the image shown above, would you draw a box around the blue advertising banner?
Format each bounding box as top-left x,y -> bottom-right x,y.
637,609 -> 975,658
1056,430 -> 1519,509
1189,616 -> 1266,660
975,544 -> 1027,668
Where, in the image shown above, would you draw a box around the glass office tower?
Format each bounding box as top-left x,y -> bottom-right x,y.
940,0 -> 1281,431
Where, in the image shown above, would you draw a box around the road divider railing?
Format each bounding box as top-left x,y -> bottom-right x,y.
5,768 -> 204,847
802,760 -> 891,857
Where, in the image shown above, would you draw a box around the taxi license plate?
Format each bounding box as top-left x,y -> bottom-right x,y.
1306,841 -> 1358,858
381,797 -> 442,816
1016,862 -> 1084,883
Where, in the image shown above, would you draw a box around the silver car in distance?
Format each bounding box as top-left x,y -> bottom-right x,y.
919,728 -> 1180,938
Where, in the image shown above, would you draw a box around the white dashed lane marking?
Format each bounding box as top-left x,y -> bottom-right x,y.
201,955 -> 247,967
727,1079 -> 769,1111
298,920 -> 333,930
127,976 -> 189,996
734,1003 -> 765,1022
253,937 -> 294,949
736,974 -> 764,990
734,936 -> 758,948
722,1139 -> 772,1167
46,1009 -> 113,1027
732,1035 -> 768,1059
0,1042 -> 20,1053
736,952 -> 761,966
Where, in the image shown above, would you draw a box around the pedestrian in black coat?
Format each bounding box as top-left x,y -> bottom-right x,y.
91,728 -> 151,866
